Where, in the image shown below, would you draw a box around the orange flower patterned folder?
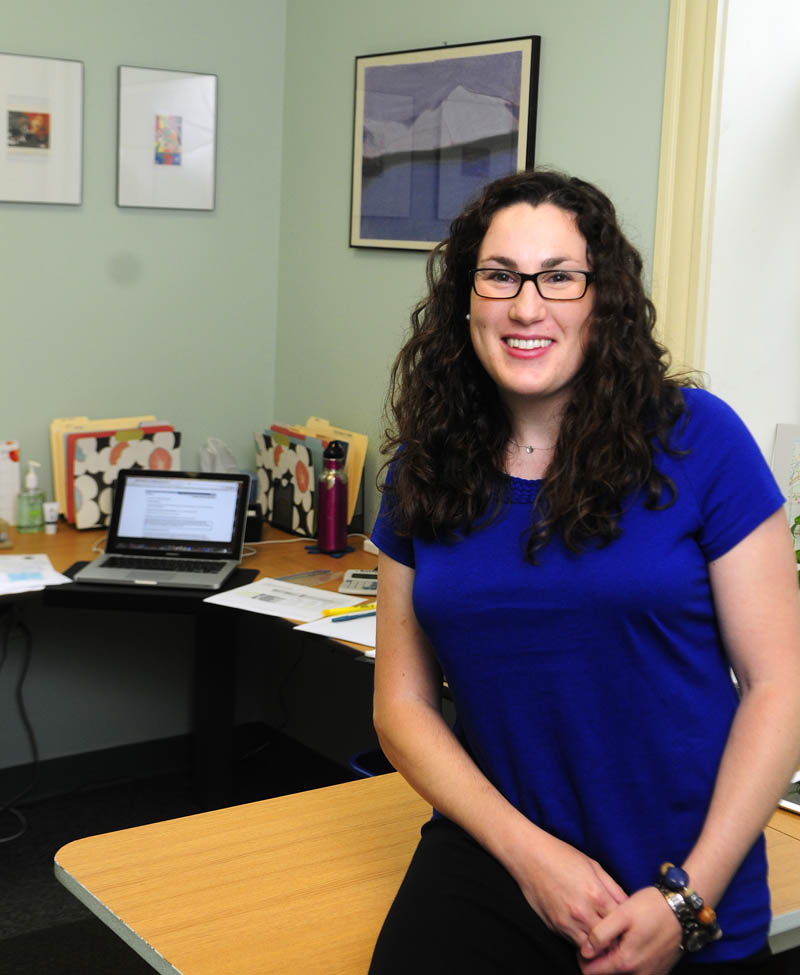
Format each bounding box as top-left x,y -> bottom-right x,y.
68,427 -> 181,529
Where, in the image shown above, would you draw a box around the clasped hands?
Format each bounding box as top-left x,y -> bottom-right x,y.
513,835 -> 684,975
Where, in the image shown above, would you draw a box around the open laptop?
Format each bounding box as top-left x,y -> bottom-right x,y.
73,469 -> 251,590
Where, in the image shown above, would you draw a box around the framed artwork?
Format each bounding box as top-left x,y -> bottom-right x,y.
350,36 -> 540,251
117,65 -> 217,210
0,52 -> 83,205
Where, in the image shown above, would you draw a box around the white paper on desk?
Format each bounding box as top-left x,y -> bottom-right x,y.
0,554 -> 73,595
294,613 -> 376,651
203,577 -> 357,622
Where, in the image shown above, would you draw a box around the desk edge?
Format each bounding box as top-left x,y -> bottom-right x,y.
769,908 -> 800,953
53,859 -> 181,975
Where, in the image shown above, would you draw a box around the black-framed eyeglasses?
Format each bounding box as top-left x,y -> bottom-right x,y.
470,268 -> 595,301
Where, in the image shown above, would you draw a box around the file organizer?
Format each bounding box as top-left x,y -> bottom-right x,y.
49,416 -> 180,529
254,432 -> 316,537
70,427 -> 181,529
254,417 -> 367,538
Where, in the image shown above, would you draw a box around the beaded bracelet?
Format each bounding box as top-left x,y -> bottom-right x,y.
653,862 -> 722,953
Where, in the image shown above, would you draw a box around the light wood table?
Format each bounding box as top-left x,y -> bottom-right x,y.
55,772 -> 430,975
3,521 -> 378,583
2,522 -> 102,571
25,527 -> 800,961
765,808 -> 800,952
53,773 -> 800,973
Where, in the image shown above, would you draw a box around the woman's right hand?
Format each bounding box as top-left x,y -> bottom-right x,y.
506,829 -> 628,947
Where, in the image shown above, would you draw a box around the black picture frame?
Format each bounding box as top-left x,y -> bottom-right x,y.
350,36 -> 540,250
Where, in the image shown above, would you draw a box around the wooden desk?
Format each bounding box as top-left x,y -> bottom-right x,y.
5,522 -> 379,807
2,522 -> 102,571
53,773 -> 800,973
765,808 -> 800,951
55,773 -> 430,975
4,521 -> 378,585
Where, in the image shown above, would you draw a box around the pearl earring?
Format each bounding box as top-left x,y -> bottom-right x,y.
465,313 -> 470,321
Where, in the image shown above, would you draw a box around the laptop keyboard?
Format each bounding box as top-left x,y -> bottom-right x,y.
104,556 -> 222,574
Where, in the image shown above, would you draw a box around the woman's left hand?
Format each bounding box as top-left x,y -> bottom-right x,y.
577,886 -> 683,975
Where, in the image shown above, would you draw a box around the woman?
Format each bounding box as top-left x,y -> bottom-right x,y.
368,170 -> 800,974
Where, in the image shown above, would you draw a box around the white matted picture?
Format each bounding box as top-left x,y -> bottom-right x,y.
117,65 -> 217,210
0,52 -> 83,205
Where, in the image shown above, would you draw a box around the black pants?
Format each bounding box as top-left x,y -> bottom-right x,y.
369,818 -> 786,975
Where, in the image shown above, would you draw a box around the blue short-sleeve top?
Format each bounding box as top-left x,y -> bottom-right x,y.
371,388 -> 785,962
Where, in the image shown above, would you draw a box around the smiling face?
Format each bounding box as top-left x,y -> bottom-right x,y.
469,201 -> 594,419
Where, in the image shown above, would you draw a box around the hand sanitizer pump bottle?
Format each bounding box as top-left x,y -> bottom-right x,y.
317,440 -> 348,553
17,460 -> 45,533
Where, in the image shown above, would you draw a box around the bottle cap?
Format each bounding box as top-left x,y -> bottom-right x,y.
323,440 -> 346,463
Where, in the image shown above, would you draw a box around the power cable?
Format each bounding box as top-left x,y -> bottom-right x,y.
0,604 -> 39,843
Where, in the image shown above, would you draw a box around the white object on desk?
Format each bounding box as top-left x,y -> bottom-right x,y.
294,612 -> 376,651
203,577 -> 356,622
0,554 -> 72,595
338,568 -> 378,595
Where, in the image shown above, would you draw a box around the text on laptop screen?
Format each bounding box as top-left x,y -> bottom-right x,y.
115,475 -> 241,555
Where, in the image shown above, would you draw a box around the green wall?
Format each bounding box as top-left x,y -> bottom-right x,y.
276,0 -> 670,528
1,0 -> 669,532
1,0 -> 287,492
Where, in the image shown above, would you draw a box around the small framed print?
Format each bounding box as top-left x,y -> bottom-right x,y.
0,52 -> 83,205
117,65 -> 217,210
351,36 -> 540,250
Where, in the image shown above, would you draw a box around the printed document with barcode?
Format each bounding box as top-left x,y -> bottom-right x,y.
203,577 -> 355,621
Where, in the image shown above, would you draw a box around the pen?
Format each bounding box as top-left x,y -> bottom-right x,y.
321,602 -> 376,617
331,610 -> 377,624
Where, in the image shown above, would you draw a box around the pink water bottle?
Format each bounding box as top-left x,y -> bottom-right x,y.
317,440 -> 348,553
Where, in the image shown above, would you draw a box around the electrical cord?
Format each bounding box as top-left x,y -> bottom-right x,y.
246,532 -> 370,546
89,532 -> 372,561
0,604 -> 39,844
241,532 -> 370,560
247,537 -> 311,546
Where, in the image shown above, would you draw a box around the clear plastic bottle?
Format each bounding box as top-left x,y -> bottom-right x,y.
17,460 -> 45,533
317,440 -> 348,553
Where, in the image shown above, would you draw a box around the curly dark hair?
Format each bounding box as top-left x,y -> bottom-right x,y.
382,169 -> 693,559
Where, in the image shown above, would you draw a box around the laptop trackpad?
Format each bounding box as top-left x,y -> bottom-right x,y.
125,571 -> 176,583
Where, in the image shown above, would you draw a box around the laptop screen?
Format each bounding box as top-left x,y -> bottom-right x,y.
107,470 -> 250,559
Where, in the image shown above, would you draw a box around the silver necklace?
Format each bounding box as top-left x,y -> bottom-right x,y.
510,439 -> 555,455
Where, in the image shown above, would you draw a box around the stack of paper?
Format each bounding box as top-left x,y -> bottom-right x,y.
0,554 -> 72,596
203,577 -> 376,651
204,577 -> 356,621
294,612 -> 376,653
50,417 -> 181,529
